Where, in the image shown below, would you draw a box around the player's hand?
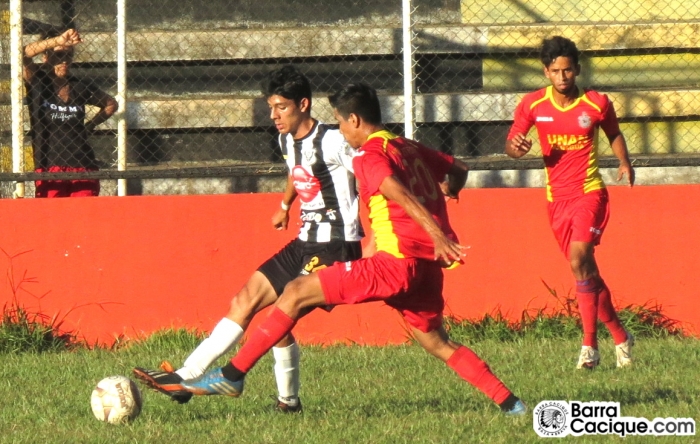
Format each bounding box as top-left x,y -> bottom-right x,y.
510,134 -> 532,156
271,208 -> 289,231
56,29 -> 82,50
617,161 -> 635,187
433,236 -> 467,268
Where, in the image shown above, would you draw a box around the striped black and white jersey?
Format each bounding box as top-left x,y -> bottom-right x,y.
280,121 -> 364,243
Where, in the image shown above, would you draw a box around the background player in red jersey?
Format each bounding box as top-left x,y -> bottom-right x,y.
181,82 -> 527,416
505,36 -> 635,369
133,66 -> 363,412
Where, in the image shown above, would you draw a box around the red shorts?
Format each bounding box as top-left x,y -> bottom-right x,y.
318,251 -> 444,333
35,166 -> 100,198
547,189 -> 610,260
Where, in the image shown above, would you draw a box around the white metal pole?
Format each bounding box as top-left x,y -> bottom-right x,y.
116,0 -> 127,196
401,0 -> 415,140
9,0 -> 25,198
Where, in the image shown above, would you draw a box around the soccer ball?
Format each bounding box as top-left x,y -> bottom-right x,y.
90,375 -> 143,424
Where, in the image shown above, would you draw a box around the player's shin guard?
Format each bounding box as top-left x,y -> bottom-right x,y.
231,307 -> 297,374
596,278 -> 628,344
576,279 -> 600,349
446,346 -> 512,405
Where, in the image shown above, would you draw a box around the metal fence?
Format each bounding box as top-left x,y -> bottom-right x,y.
1,0 -> 699,197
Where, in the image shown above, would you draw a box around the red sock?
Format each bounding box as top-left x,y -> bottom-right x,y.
446,346 -> 512,405
597,279 -> 628,344
231,307 -> 296,373
576,279 -> 599,349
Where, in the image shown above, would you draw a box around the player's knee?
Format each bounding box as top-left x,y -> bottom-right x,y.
228,288 -> 259,316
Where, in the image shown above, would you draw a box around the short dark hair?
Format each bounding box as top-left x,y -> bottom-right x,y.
262,65 -> 312,107
328,83 -> 382,125
540,36 -> 579,67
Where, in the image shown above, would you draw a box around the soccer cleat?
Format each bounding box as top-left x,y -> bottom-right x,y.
181,368 -> 244,397
503,399 -> 527,416
132,361 -> 193,404
576,346 -> 601,370
615,332 -> 635,368
271,396 -> 303,414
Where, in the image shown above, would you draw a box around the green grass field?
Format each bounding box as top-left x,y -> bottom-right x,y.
0,328 -> 698,444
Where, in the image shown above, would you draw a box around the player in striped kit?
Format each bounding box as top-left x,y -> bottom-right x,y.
134,65 -> 363,411
505,36 -> 635,370
179,83 -> 527,416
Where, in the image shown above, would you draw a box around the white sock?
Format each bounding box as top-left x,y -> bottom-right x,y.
273,342 -> 300,405
175,318 -> 244,380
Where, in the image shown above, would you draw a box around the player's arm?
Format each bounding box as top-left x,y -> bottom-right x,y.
378,175 -> 465,266
608,133 -> 634,187
272,173 -> 298,230
505,99 -> 534,158
601,100 -> 635,187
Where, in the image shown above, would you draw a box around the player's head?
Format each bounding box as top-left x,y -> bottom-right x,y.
328,83 -> 382,148
263,65 -> 313,136
41,29 -> 74,77
540,36 -> 580,96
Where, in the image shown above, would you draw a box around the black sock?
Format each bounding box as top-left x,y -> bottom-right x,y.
498,394 -> 520,412
221,362 -> 246,381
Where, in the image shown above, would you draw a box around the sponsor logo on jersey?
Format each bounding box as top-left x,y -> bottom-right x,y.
537,116 -> 555,122
547,134 -> 591,151
292,166 -> 321,203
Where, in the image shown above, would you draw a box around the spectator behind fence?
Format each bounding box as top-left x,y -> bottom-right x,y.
23,29 -> 117,197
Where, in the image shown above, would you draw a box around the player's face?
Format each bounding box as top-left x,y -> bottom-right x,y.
267,94 -> 309,137
333,108 -> 362,149
544,56 -> 580,96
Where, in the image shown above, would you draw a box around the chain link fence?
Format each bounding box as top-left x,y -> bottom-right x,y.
1,0 -> 699,197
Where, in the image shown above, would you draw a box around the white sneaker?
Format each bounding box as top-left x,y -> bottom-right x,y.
576,346 -> 600,369
616,333 -> 635,368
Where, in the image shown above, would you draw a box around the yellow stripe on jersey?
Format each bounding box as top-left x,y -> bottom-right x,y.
545,167 -> 553,202
367,129 -> 399,152
368,194 -> 404,258
580,94 -> 603,113
529,86 -> 552,110
583,127 -> 605,194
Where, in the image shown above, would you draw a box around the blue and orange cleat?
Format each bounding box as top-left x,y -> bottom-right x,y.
181,368 -> 244,397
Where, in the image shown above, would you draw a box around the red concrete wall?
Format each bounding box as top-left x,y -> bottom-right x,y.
0,185 -> 697,346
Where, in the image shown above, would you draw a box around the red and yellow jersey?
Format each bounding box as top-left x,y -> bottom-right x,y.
507,86 -> 622,202
352,130 -> 456,260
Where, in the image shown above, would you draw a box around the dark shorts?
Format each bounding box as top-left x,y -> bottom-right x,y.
318,252 -> 445,333
258,238 -> 362,296
547,188 -> 610,260
35,166 -> 100,198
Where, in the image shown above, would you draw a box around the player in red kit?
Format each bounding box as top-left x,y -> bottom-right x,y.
181,83 -> 527,416
505,36 -> 635,369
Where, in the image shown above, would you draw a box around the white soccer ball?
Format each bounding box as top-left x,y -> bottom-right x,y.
90,375 -> 143,424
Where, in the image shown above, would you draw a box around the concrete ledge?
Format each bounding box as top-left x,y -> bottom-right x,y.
11,21 -> 700,64
460,0 -> 700,24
